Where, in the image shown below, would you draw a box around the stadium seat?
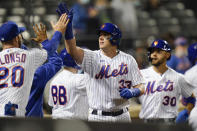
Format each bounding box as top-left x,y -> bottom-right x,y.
165,2 -> 185,11
6,15 -> 23,22
151,9 -> 171,18
33,7 -> 46,15
0,8 -> 7,16
11,7 -> 26,15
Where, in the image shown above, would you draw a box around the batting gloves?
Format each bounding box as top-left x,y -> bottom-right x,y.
4,101 -> 18,116
119,88 -> 141,99
56,2 -> 74,40
176,109 -> 189,123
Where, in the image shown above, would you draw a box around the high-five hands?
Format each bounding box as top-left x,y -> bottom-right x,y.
50,13 -> 70,34
32,23 -> 47,43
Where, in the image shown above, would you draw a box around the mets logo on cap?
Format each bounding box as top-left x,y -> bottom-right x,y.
101,24 -> 105,29
154,41 -> 158,46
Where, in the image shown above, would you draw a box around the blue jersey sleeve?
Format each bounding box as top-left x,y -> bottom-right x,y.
33,52 -> 62,86
41,31 -> 62,55
26,52 -> 62,117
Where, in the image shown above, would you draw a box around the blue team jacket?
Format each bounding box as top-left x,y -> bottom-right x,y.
25,31 -> 63,117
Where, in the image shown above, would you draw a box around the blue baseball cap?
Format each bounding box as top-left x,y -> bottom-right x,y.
59,48 -> 81,69
188,43 -> 197,64
0,21 -> 26,42
148,39 -> 171,52
174,37 -> 187,46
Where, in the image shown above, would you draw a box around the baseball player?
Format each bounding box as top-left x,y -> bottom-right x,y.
184,43 -> 197,130
48,48 -> 88,120
138,40 -> 195,124
55,2 -> 144,122
0,14 -> 69,117
25,24 -> 63,117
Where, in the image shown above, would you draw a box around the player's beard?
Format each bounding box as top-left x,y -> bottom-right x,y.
151,57 -> 166,67
18,39 -> 22,48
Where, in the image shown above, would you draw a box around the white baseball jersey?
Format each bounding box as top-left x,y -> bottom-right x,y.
185,64 -> 197,130
81,49 -> 144,111
48,68 -> 88,120
0,48 -> 47,116
139,66 -> 194,119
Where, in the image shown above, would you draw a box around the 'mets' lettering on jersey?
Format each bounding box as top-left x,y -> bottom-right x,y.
95,63 -> 128,79
144,80 -> 174,95
0,53 -> 26,65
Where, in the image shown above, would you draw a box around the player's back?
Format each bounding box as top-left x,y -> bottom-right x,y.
0,48 -> 47,116
48,69 -> 88,120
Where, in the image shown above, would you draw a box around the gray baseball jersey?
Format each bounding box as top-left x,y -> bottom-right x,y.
81,49 -> 144,111
139,66 -> 193,119
0,48 -> 47,116
48,68 -> 88,120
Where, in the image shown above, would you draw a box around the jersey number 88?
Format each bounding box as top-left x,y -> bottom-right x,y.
51,85 -> 67,105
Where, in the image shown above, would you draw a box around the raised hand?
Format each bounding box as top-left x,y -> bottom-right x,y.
32,23 -> 47,43
50,13 -> 70,34
56,2 -> 74,40
56,2 -> 69,15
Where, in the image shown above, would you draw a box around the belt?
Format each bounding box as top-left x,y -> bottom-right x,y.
91,108 -> 128,116
144,118 -> 175,123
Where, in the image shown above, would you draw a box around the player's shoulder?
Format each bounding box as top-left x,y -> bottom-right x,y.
83,48 -> 100,56
168,67 -> 182,75
83,48 -> 99,53
119,51 -> 136,60
140,66 -> 152,76
185,65 -> 197,75
1,48 -> 26,53
75,73 -> 86,82
167,67 -> 185,79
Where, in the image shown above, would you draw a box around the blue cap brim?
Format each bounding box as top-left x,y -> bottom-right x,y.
19,27 -> 26,33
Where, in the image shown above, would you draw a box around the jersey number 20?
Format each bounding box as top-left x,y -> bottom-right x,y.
51,85 -> 67,105
0,66 -> 24,88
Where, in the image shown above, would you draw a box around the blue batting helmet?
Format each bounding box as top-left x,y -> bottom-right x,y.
59,48 -> 81,69
148,39 -> 171,61
98,23 -> 122,46
188,43 -> 197,65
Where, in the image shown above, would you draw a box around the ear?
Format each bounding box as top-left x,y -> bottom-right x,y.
166,52 -> 171,60
14,35 -> 21,47
12,36 -> 18,44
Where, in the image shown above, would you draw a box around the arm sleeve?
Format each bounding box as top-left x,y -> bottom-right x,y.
81,49 -> 95,76
41,31 -> 62,55
179,74 -> 194,98
32,52 -> 63,91
130,57 -> 145,87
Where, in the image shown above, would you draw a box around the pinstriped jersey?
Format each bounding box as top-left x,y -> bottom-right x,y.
48,69 -> 88,120
184,65 -> 197,97
185,65 -> 197,127
0,48 -> 47,116
81,49 -> 144,111
139,66 -> 194,119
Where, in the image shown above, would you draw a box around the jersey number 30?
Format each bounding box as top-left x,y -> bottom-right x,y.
163,96 -> 176,106
0,66 -> 24,88
51,85 -> 67,105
